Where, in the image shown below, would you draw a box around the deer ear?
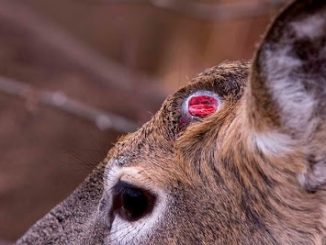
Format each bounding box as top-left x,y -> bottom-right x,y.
248,0 -> 326,190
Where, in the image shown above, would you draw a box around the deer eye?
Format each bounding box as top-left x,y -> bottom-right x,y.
111,181 -> 156,222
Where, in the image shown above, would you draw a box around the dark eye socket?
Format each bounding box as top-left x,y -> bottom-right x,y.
111,181 -> 156,222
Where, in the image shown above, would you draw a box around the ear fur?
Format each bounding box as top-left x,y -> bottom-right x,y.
248,0 -> 326,190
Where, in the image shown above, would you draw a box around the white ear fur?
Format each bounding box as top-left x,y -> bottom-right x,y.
260,46 -> 316,134
291,15 -> 325,39
298,162 -> 326,191
252,131 -> 295,155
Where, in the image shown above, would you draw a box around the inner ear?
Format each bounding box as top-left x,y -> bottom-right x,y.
249,0 -> 326,133
248,0 -> 326,191
180,90 -> 221,127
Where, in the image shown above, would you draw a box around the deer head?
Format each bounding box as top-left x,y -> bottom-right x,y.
17,0 -> 326,244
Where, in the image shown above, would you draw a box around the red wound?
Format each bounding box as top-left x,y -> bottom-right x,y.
188,95 -> 218,118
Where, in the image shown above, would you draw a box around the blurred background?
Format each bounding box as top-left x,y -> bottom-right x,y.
0,0 -> 288,243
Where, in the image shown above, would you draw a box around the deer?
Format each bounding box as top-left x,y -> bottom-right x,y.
16,0 -> 326,244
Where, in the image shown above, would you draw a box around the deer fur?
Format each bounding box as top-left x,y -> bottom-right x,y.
17,0 -> 326,244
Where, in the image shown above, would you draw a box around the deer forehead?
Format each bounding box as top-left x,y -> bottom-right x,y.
103,63 -> 249,183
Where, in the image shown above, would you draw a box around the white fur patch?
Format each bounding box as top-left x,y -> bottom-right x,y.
252,131 -> 295,155
291,15 -> 325,39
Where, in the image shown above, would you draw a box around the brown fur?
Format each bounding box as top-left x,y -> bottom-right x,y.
17,0 -> 326,244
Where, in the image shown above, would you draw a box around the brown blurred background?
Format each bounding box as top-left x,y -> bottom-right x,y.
0,0 -> 288,242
